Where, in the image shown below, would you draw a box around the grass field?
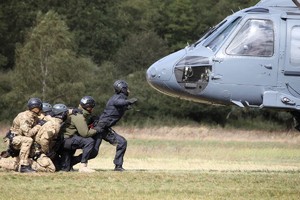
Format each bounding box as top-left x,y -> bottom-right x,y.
0,126 -> 300,200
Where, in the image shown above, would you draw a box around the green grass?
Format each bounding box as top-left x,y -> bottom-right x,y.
0,171 -> 299,200
0,126 -> 300,199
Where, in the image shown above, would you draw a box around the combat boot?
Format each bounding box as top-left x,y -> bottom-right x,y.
79,163 -> 95,173
20,165 -> 36,173
114,165 -> 125,172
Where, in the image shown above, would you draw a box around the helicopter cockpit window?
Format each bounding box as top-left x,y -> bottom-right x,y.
226,19 -> 274,57
194,20 -> 227,47
206,17 -> 241,52
290,26 -> 300,65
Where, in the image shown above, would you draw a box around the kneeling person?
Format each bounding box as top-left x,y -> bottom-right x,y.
59,96 -> 98,172
32,103 -> 68,172
4,98 -> 43,173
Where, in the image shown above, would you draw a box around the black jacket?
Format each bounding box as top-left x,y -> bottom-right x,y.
98,93 -> 130,127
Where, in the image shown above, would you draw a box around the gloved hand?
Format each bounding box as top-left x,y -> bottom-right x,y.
127,98 -> 138,105
88,120 -> 98,129
71,108 -> 83,115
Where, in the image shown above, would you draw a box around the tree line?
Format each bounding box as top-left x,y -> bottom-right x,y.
0,0 -> 294,130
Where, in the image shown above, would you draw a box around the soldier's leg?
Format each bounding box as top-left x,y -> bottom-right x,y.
75,136 -> 94,164
104,129 -> 127,169
70,136 -> 95,173
12,136 -> 35,172
0,157 -> 19,171
31,154 -> 55,172
89,130 -> 105,159
63,136 -> 94,171
60,149 -> 74,171
72,129 -> 105,166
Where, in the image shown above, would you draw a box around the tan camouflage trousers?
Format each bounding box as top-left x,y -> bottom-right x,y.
0,157 -> 19,171
30,154 -> 55,172
0,154 -> 55,172
11,135 -> 33,166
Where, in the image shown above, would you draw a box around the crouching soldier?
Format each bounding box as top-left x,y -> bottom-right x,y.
59,96 -> 97,173
1,98 -> 43,173
31,103 -> 68,172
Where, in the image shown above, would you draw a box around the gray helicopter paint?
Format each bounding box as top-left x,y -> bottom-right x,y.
146,0 -> 300,111
257,0 -> 297,7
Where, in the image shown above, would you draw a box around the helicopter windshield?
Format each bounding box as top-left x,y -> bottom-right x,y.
205,17 -> 241,52
193,20 -> 227,47
226,19 -> 274,57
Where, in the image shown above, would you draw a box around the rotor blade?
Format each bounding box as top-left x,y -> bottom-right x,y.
292,0 -> 300,8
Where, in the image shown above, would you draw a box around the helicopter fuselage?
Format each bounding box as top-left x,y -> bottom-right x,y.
146,0 -> 300,111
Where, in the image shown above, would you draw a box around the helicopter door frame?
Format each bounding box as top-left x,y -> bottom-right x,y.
283,18 -> 300,75
212,16 -> 278,86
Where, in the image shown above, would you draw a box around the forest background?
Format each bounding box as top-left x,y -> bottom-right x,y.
0,0 -> 294,131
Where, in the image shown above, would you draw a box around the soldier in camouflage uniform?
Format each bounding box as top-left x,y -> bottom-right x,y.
31,103 -> 68,172
6,98 -> 43,173
0,102 -> 68,173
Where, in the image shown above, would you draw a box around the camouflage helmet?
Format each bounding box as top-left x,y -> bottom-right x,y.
27,98 -> 42,110
113,80 -> 128,94
42,103 -> 52,113
80,96 -> 96,110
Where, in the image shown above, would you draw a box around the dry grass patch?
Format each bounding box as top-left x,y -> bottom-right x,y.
116,126 -> 300,144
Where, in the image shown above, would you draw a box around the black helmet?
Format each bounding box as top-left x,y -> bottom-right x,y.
42,103 -> 52,113
113,80 -> 128,94
52,104 -> 68,120
80,96 -> 96,110
27,98 -> 42,110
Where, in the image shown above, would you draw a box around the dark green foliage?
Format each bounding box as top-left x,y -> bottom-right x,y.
114,31 -> 170,75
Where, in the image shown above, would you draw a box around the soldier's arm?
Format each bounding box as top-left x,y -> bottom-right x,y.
114,98 -> 130,107
19,119 -> 41,137
72,115 -> 97,137
39,137 -> 50,154
28,124 -> 42,137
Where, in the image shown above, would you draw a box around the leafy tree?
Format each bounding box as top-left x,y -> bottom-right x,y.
114,31 -> 170,75
117,0 -> 161,32
0,0 -> 39,71
0,8 -> 8,69
153,0 -> 199,51
85,61 -> 120,114
39,0 -> 124,64
3,11 -> 97,119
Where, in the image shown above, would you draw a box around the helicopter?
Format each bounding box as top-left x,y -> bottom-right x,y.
146,0 -> 300,129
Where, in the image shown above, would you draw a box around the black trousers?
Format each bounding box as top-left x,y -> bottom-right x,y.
72,128 -> 127,167
61,135 -> 94,171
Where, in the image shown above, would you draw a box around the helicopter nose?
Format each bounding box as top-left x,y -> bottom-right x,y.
146,62 -> 171,93
146,49 -> 187,94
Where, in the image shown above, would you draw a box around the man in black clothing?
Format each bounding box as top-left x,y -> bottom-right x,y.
93,80 -> 137,171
